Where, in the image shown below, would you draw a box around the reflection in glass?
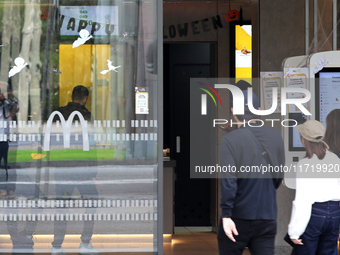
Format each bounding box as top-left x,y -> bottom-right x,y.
0,0 -> 159,253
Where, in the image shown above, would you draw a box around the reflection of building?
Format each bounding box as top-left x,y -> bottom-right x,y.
0,0 -> 339,254
1,0 -> 160,253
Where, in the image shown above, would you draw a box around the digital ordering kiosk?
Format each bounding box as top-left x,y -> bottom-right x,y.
282,51 -> 340,189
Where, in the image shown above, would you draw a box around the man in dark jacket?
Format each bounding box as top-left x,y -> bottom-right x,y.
217,88 -> 285,255
53,85 -> 92,122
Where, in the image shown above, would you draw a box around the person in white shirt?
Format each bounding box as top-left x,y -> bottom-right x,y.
288,120 -> 340,255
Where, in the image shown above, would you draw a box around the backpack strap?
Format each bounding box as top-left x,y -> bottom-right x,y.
243,128 -> 273,166
243,128 -> 283,187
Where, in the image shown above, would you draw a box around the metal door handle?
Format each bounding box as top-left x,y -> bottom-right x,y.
176,136 -> 180,153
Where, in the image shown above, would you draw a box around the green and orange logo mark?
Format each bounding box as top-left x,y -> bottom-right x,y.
197,82 -> 222,115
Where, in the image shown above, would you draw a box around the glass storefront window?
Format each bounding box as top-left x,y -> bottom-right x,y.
0,0 -> 161,253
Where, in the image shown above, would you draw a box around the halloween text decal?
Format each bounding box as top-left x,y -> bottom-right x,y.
163,15 -> 225,39
59,6 -> 118,37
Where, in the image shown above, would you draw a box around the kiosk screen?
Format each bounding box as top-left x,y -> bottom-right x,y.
289,113 -> 307,151
315,68 -> 340,127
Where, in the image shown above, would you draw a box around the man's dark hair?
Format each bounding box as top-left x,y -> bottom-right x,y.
231,80 -> 256,121
235,113 -> 257,121
229,80 -> 252,108
72,85 -> 89,102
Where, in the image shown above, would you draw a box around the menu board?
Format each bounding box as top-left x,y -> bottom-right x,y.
260,72 -> 283,113
284,68 -> 309,113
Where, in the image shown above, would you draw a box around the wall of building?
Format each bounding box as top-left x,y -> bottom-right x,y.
260,0 -> 305,71
259,0 -> 305,248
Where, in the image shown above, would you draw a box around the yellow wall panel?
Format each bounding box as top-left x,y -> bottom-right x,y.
94,45 -> 111,79
59,45 -> 92,107
59,45 -> 115,118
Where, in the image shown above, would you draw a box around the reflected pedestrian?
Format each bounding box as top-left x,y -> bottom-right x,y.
50,85 -> 100,255
0,84 -> 19,198
0,83 -> 37,254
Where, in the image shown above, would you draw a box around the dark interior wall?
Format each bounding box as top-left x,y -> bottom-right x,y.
163,2 -> 252,79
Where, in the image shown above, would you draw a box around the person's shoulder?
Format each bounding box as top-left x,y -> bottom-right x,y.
83,107 -> 92,115
260,127 -> 284,148
223,126 -> 281,138
222,127 -> 244,140
325,150 -> 340,160
57,103 -> 83,114
52,106 -> 65,114
221,128 -> 250,147
54,105 -> 70,114
54,106 -> 65,112
258,125 -> 281,134
253,126 -> 282,139
81,106 -> 92,116
297,157 -> 309,164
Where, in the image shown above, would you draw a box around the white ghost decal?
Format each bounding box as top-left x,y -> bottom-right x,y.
9,57 -> 28,78
100,59 -> 121,75
72,29 -> 93,48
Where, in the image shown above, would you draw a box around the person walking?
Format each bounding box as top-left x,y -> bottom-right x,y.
324,109 -> 340,255
51,85 -> 100,255
288,120 -> 340,255
218,87 -> 285,255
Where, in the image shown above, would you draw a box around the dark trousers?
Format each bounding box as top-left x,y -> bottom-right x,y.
52,216 -> 95,249
217,218 -> 277,255
296,201 -> 340,255
6,211 -> 38,251
52,183 -> 98,249
0,141 -> 9,191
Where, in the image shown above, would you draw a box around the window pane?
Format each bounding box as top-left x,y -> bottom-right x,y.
0,0 -> 160,253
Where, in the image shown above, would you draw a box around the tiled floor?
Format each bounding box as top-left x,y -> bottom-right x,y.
164,227 -> 251,255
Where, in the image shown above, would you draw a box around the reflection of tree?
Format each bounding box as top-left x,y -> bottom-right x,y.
0,1 -> 13,89
94,0 -> 157,160
11,2 -> 21,94
0,0 -> 42,122
18,0 -> 34,121
30,0 -> 42,121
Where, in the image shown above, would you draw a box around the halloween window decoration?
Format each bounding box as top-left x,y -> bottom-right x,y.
72,29 -> 93,48
9,57 -> 28,78
224,0 -> 240,22
100,60 -> 121,75
39,9 -> 49,20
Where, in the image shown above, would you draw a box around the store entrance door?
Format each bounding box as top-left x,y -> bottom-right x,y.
164,43 -> 216,226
